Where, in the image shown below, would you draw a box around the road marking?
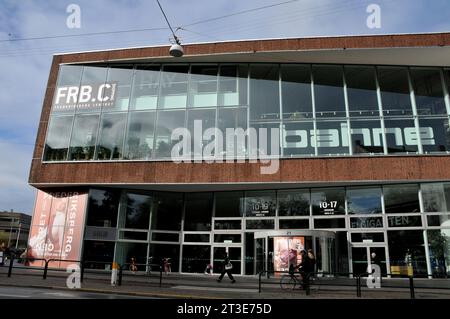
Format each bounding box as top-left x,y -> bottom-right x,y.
172,285 -> 257,293
0,293 -> 30,298
44,292 -> 77,297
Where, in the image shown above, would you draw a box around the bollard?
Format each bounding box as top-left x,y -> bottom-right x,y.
258,271 -> 262,293
159,266 -> 163,287
118,265 -> 123,286
111,262 -> 118,286
80,262 -> 84,283
409,276 -> 415,299
43,260 -> 49,279
7,256 -> 13,277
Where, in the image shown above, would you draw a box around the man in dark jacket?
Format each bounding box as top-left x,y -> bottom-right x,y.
217,252 -> 235,283
297,250 -> 313,290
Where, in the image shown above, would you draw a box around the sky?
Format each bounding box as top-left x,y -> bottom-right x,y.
0,0 -> 449,215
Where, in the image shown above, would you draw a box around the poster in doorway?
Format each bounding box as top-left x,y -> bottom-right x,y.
273,237 -> 305,273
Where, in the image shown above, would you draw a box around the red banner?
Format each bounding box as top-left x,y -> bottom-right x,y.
27,190 -> 87,268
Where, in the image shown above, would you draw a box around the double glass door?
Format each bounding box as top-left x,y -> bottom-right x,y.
352,246 -> 387,276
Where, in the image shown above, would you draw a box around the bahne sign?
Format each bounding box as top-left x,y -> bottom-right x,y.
53,83 -> 117,111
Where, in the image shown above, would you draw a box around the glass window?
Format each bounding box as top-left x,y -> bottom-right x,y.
345,66 -> 379,117
283,121 -> 315,157
68,114 -> 100,160
347,187 -> 382,214
249,64 -> 280,121
151,233 -> 179,242
387,230 -> 427,276
350,217 -> 383,228
427,215 -> 450,227
184,234 -> 210,243
182,245 -> 210,273
115,242 -> 148,270
187,109 -> 216,158
151,192 -> 183,231
154,110 -> 185,158
316,121 -> 350,155
214,220 -> 242,230
350,232 -> 384,243
422,183 -> 450,212
76,66 -> 108,113
279,219 -> 309,229
95,113 -> 126,160
104,66 -> 133,112
427,230 -> 450,278
281,65 -> 312,119
350,120 -> 384,154
311,188 -> 345,215
149,243 -> 180,272
52,65 -> 83,114
119,231 -> 148,241
410,68 -> 446,116
86,189 -> 120,227
384,184 -> 420,214
249,122 -> 281,158
124,111 -> 156,160
246,220 -> 274,230
244,191 -> 276,217
314,218 -> 345,229
277,189 -> 310,216
130,65 -> 160,110
188,65 -> 218,108
214,234 -> 242,243
215,192 -> 244,217
122,193 -> 152,229
218,64 -> 248,107
184,193 -> 213,231
313,65 -> 345,118
384,118 -> 419,154
419,118 -> 450,153
82,241 -> 115,269
159,65 -> 189,109
378,67 -> 413,117
43,115 -> 73,161
217,107 -> 248,158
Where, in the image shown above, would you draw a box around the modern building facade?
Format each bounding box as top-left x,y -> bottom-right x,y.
28,33 -> 450,277
0,211 -> 31,249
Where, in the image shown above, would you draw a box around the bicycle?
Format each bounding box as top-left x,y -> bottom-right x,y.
280,272 -> 304,290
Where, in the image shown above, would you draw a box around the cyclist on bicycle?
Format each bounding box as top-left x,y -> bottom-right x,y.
297,250 -> 313,290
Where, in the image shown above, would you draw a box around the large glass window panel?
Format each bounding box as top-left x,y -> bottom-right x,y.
387,230 -> 427,276
249,64 -> 280,121
124,111 -> 156,160
76,66 -> 108,113
52,65 -> 83,114
281,65 -> 312,119
246,220 -> 274,230
244,190 -> 276,217
313,65 -> 345,118
103,66 -> 133,112
159,65 -> 189,109
277,189 -> 310,216
350,120 -> 384,154
218,64 -> 248,106
249,122 -> 281,158
215,192 -> 244,217
378,67 -> 413,116
345,66 -> 379,117
154,110 -> 185,158
427,230 -> 450,278
410,68 -> 446,116
283,121 -> 315,157
87,189 -> 120,227
387,215 -> 422,227
43,115 -> 73,161
422,183 -> 450,212
279,219 -> 309,229
347,187 -> 382,214
314,218 -> 345,229
187,109 -> 216,158
217,107 -> 248,158
182,245 -> 211,273
68,114 -> 100,160
184,193 -> 213,231
383,184 -> 420,214
214,220 -> 242,230
316,121 -> 350,155
419,118 -> 450,153
311,188 -> 345,215
188,65 -> 218,108
130,65 -> 160,110
149,244 -> 180,272
151,192 -> 183,231
427,215 -> 450,227
123,193 -> 152,229
95,113 -> 126,160
384,118 -> 419,154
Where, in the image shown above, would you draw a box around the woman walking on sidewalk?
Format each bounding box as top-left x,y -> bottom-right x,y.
217,252 -> 235,283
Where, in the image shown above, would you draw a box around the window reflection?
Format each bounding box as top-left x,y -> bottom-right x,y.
419,118 -> 450,153
316,121 -> 349,155
95,113 -> 126,160
347,187 -> 382,214
410,68 -> 446,116
249,64 -> 280,121
43,116 -> 73,161
283,121 -> 314,156
378,67 -> 413,116
350,120 -> 384,154
124,111 -> 156,160
151,192 -> 183,230
383,184 -> 420,214
345,66 -> 379,117
189,65 -> 218,108
313,65 -> 345,118
281,65 -> 312,119
105,66 -> 133,112
68,114 -> 100,160
277,189 -> 310,216
159,65 -> 189,109
184,193 -> 213,231
131,66 -> 160,110
122,193 -> 151,229
155,110 -> 185,158
76,67 -> 107,113
384,118 -> 418,154
218,65 -> 248,106
422,183 -> 450,212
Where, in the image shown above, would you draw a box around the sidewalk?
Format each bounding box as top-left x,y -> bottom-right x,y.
1,266 -> 450,299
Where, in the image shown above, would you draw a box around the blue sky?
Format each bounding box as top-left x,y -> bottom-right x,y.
0,0 -> 449,215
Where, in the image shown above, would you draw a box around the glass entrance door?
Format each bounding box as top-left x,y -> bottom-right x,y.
213,247 -> 241,275
352,246 -> 387,275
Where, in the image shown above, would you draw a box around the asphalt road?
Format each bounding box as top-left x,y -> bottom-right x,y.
0,286 -> 154,299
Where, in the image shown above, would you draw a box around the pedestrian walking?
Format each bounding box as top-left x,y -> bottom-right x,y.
217,252 -> 235,283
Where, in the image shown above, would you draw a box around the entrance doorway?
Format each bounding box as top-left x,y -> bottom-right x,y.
212,246 -> 242,275
351,246 -> 387,275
